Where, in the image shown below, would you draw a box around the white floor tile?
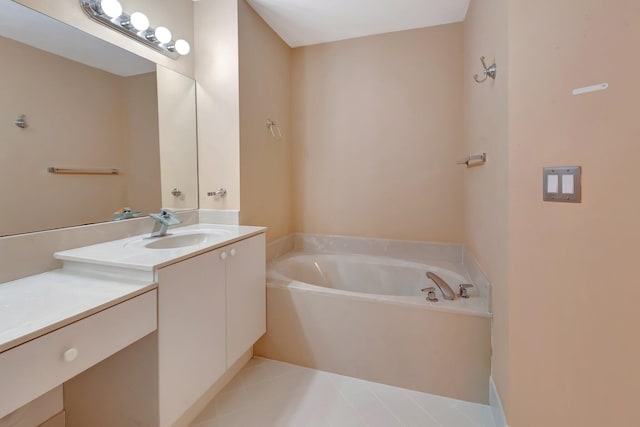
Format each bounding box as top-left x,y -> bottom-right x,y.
189,357 -> 496,427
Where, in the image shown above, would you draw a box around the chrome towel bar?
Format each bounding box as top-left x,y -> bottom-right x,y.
47,167 -> 119,175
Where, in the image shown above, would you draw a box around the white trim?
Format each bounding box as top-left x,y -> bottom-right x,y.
490,376 -> 508,427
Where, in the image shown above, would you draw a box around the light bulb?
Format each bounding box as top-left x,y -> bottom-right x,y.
154,26 -> 172,44
130,12 -> 149,31
174,39 -> 191,55
100,0 -> 122,18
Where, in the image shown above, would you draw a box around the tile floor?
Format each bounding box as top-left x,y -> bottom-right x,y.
190,358 -> 496,427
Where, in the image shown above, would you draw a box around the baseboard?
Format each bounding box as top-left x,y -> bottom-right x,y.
490,376 -> 508,427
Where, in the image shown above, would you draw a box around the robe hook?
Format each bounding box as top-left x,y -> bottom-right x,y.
473,56 -> 497,83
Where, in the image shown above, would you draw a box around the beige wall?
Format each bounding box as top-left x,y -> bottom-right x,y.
195,0 -> 241,211
196,0 -> 293,241
238,0 -> 292,241
291,24 -> 465,242
123,72 -> 162,216
0,36 -> 137,236
506,0 -> 640,425
463,0 -> 509,414
156,66 -> 198,210
15,0 -> 194,78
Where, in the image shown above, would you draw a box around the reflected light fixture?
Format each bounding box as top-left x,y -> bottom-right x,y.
80,0 -> 191,59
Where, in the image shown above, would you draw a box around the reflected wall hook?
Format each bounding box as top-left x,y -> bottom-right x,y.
457,153 -> 487,167
266,118 -> 282,140
15,114 -> 27,129
473,56 -> 497,83
207,188 -> 227,198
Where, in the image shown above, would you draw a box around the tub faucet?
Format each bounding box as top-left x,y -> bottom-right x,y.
149,208 -> 182,238
426,272 -> 455,300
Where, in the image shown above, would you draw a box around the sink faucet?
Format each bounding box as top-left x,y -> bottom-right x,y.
425,272 -> 455,300
149,208 -> 182,238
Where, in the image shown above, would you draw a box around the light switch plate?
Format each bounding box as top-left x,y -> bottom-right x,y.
543,166 -> 581,203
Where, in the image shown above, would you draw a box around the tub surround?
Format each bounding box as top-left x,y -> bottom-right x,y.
266,233 -> 295,263
295,233 -> 464,263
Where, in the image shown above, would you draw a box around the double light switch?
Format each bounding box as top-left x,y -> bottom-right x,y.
543,166 -> 581,203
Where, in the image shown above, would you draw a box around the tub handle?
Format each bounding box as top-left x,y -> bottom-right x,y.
421,287 -> 439,302
459,284 -> 474,299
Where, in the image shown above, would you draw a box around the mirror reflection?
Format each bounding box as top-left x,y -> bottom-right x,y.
0,0 -> 198,237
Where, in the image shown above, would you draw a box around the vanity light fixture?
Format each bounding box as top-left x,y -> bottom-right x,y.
98,0 -> 122,18
172,39 -> 191,56
80,0 -> 191,59
126,12 -> 150,32
153,26 -> 172,44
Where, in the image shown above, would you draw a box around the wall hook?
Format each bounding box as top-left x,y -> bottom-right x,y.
473,57 -> 497,83
15,114 -> 27,129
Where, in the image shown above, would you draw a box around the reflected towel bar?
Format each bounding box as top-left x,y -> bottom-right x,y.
457,153 -> 487,167
47,167 -> 119,175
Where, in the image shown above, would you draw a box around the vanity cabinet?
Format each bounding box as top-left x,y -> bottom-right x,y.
59,228 -> 266,427
157,232 -> 266,427
225,233 -> 266,367
157,247 -> 226,427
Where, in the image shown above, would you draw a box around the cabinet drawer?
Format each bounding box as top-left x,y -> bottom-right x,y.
0,290 -> 157,418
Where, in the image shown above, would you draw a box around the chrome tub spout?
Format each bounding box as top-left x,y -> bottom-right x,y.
426,272 -> 455,300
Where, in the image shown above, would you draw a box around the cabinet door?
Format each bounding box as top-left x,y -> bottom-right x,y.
157,248 -> 226,427
225,234 -> 266,367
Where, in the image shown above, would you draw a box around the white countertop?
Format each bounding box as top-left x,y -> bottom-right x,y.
54,224 -> 266,272
0,270 -> 156,353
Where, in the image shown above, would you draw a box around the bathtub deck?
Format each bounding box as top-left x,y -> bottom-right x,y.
190,357 -> 496,427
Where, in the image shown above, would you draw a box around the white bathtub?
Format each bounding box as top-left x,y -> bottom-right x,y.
268,252 -> 490,316
255,234 -> 493,404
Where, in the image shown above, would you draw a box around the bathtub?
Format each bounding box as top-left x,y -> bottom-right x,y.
254,234 -> 492,404
267,252 -> 490,315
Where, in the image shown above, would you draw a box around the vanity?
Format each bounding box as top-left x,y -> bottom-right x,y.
0,224 -> 266,427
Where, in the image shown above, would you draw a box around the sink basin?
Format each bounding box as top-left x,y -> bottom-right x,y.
144,231 -> 230,249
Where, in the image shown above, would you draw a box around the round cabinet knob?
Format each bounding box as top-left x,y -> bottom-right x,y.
230,248 -> 237,257
220,251 -> 228,260
63,348 -> 79,363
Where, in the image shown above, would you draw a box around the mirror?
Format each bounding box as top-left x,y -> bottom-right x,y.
0,0 -> 198,237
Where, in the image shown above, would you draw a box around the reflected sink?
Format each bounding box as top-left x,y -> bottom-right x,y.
144,231 -> 231,249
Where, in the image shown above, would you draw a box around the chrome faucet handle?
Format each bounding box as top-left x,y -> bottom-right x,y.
149,208 -> 182,238
459,284 -> 474,299
421,287 -> 439,302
